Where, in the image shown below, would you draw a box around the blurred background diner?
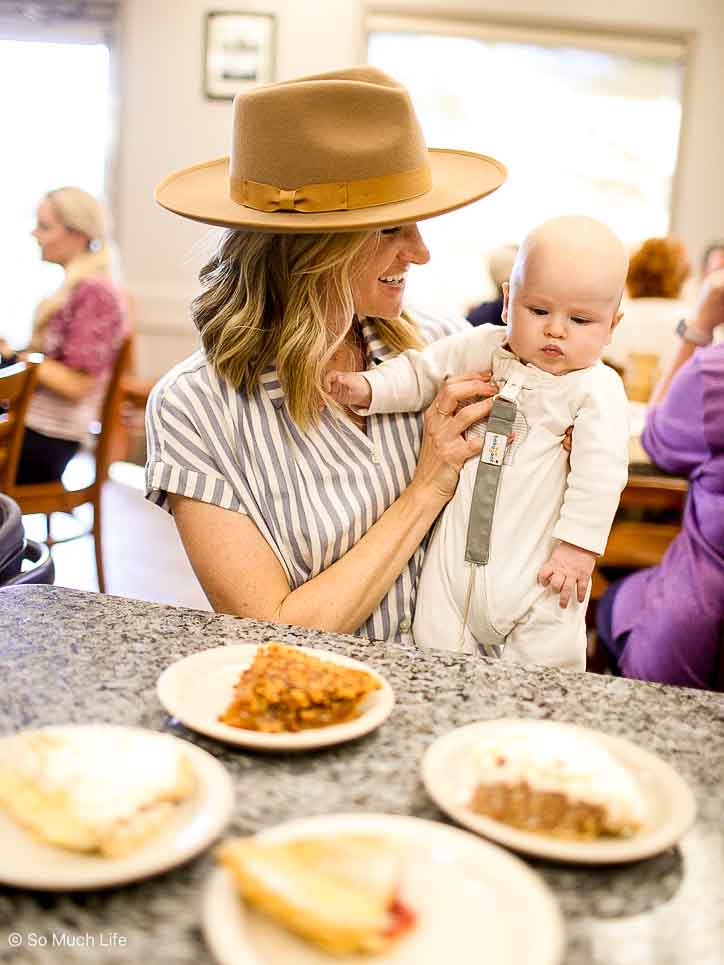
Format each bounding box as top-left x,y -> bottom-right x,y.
0,0 -> 723,687
1,186 -> 125,484
466,243 -> 518,326
606,236 -> 691,401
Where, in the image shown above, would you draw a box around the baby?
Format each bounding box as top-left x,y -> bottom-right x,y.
328,216 -> 630,670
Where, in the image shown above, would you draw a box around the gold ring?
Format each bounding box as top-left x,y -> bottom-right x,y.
434,401 -> 453,417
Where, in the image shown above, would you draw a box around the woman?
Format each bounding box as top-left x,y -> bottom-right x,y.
605,236 -> 690,394
146,66 -> 506,641
597,269 -> 724,689
1,187 -> 125,484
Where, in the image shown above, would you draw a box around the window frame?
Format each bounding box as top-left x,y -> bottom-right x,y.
362,10 -> 692,236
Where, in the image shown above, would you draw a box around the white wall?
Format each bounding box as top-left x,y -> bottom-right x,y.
118,0 -> 724,380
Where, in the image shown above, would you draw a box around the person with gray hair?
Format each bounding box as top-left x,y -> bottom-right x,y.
467,244 -> 518,327
0,187 -> 126,483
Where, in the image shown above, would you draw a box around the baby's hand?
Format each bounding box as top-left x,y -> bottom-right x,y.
325,370 -> 372,409
538,541 -> 597,609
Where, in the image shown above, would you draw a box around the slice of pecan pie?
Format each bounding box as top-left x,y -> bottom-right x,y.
219,642 -> 381,732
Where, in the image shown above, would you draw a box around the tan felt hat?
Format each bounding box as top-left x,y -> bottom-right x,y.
155,65 -> 506,233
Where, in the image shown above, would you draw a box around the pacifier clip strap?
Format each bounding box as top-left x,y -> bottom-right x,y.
464,384 -> 520,565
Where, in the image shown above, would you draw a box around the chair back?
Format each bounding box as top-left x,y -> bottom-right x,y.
93,335 -> 133,485
0,356 -> 41,492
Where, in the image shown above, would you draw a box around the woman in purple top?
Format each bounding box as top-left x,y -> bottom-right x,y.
597,270 -> 724,689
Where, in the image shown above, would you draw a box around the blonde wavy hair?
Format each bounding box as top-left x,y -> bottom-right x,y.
192,229 -> 425,427
626,237 -> 690,300
31,187 -> 112,349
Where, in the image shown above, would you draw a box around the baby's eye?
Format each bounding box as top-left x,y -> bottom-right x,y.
380,226 -> 402,236
529,306 -> 548,316
571,316 -> 590,325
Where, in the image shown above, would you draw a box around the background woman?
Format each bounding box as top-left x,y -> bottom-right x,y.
597,269 -> 724,689
605,236 -> 690,395
1,187 -> 125,484
146,66 -> 505,642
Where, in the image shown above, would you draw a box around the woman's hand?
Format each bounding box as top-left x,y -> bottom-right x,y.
649,268 -> 724,407
690,267 -> 724,337
411,372 -> 497,503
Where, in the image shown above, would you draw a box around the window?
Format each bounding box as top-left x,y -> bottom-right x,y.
0,38 -> 112,348
367,15 -> 686,317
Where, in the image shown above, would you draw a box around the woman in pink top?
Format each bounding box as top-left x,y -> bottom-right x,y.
0,187 -> 125,483
597,270 -> 724,689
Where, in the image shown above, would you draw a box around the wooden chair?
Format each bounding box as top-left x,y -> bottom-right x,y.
6,336 -> 133,594
0,356 -> 42,493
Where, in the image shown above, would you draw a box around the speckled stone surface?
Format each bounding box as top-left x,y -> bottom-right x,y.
0,586 -> 722,964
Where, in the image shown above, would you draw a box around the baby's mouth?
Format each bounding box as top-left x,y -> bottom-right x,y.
542,344 -> 563,356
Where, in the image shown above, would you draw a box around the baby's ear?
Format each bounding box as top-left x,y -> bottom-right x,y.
607,308 -> 624,343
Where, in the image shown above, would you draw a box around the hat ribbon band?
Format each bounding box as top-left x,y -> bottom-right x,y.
230,164 -> 432,214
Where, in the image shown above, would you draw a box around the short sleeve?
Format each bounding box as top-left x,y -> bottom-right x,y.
58,280 -> 125,374
144,375 -> 242,513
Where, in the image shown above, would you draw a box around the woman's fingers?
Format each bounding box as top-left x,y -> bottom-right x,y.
413,373 -> 499,503
433,372 -> 497,417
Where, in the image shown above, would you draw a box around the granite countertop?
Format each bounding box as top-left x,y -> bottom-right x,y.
0,585 -> 722,964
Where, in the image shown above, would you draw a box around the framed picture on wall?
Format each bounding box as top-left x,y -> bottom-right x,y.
203,11 -> 276,100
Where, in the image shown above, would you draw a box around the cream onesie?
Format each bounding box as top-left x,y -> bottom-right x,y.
362,323 -> 630,669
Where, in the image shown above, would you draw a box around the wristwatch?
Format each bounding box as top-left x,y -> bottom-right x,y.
676,318 -> 712,346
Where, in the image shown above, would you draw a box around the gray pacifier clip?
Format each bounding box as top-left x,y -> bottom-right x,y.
460,380 -> 523,658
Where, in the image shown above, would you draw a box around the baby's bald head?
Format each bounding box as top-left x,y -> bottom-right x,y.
511,216 -> 628,310
503,217 -> 628,374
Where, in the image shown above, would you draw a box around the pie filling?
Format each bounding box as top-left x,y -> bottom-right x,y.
220,642 -> 381,733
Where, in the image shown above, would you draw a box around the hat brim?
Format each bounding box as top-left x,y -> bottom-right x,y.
154,149 -> 506,233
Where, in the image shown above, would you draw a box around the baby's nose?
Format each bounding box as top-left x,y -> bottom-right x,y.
544,314 -> 566,336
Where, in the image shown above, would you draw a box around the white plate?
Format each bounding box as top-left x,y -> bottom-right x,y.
422,718 -> 697,865
0,724 -> 235,890
202,812 -> 564,965
157,644 -> 395,751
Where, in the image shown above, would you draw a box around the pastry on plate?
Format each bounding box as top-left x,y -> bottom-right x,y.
467,722 -> 646,838
0,726 -> 196,856
217,834 -> 416,954
219,642 -> 381,733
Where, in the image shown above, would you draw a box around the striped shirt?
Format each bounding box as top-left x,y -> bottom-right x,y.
145,308 -> 468,642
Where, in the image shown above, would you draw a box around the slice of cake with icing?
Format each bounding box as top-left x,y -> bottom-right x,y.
467,721 -> 646,838
0,726 -> 196,856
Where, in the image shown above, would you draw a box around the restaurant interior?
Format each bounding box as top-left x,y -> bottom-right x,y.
0,1 -> 722,964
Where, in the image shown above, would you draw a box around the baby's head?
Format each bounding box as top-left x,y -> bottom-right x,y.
502,216 -> 627,375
